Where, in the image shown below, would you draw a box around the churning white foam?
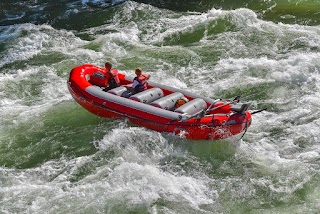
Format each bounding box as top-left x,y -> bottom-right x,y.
0,65 -> 70,131
0,127 -> 216,213
1,3 -> 320,213
0,24 -> 85,68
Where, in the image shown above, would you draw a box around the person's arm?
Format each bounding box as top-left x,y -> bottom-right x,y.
125,78 -> 139,89
142,74 -> 150,80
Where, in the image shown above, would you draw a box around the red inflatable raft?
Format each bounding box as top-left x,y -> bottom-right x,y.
67,64 -> 252,140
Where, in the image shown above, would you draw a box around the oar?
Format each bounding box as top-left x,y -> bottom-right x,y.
250,108 -> 267,115
205,95 -> 240,113
235,91 -> 266,103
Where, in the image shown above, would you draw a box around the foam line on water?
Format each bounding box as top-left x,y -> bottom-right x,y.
210,52 -> 320,92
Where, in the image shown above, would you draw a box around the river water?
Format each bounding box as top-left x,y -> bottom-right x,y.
0,0 -> 320,213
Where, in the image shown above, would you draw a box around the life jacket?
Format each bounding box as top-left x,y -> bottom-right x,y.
134,74 -> 149,93
106,69 -> 120,89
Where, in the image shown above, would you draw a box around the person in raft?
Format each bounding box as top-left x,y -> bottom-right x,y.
103,61 -> 120,91
127,67 -> 150,94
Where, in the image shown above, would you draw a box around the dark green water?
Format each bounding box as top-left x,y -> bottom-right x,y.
0,0 -> 320,213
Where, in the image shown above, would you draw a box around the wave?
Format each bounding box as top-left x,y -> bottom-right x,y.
0,1 -> 320,213
0,0 -> 320,28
